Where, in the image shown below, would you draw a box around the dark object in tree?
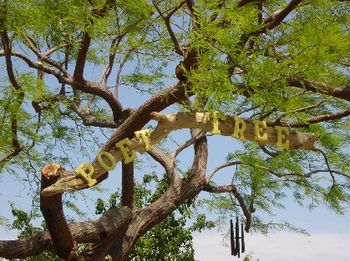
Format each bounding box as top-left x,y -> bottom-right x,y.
175,62 -> 188,81
230,217 -> 245,258
241,222 -> 245,253
175,46 -> 198,81
230,219 -> 235,256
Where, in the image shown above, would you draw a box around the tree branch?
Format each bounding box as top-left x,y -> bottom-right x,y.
100,36 -> 120,87
0,50 -> 68,82
20,31 -> 69,76
70,101 -> 118,128
0,30 -> 24,164
271,109 -> 350,128
203,183 -> 252,232
242,0 -> 303,48
41,84 -> 191,196
40,164 -> 75,259
121,161 -> 134,208
72,79 -> 124,123
207,161 -> 242,181
185,0 -> 199,27
188,129 -> 208,181
263,0 -> 303,30
152,0 -> 185,55
0,207 -> 132,259
115,134 -> 208,260
148,146 -> 178,183
172,130 -> 206,158
0,49 -> 129,124
73,32 -> 92,81
237,0 -> 260,7
289,78 -> 350,102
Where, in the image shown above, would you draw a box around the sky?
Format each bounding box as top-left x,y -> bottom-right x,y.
193,230 -> 350,261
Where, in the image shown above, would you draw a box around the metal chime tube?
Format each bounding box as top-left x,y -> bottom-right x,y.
235,217 -> 240,258
241,222 -> 245,253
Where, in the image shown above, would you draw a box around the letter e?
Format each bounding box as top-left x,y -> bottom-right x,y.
115,138 -> 136,164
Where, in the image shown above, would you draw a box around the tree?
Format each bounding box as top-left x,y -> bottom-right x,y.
0,0 -> 349,260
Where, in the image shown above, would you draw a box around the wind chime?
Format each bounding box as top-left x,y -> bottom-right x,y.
230,217 -> 245,258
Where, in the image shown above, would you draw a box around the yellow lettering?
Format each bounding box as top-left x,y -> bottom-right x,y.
209,111 -> 225,135
115,138 -> 136,164
253,120 -> 268,142
232,117 -> 247,140
97,151 -> 116,171
275,126 -> 290,150
135,129 -> 152,151
76,163 -> 96,187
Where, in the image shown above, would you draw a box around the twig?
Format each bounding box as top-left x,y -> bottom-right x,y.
172,130 -> 206,158
207,161 -> 242,181
152,0 -> 185,55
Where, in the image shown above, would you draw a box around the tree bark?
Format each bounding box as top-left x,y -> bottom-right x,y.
0,207 -> 132,259
40,164 -> 75,259
121,162 -> 134,208
113,134 -> 208,260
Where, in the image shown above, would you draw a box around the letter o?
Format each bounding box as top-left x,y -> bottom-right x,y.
97,151 -> 116,171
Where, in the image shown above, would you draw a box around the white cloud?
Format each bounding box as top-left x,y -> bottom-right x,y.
193,231 -> 350,261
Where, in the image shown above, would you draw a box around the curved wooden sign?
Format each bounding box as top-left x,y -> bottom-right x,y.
41,112 -> 315,196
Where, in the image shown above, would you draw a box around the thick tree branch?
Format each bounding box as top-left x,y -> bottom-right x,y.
1,32 -> 22,91
0,207 -> 132,259
189,129 -> 208,181
271,109 -> 350,128
40,164 -> 75,260
0,116 -> 24,165
263,0 -> 303,30
121,161 -> 134,208
70,101 -> 118,128
115,130 -> 208,260
242,0 -> 302,48
72,79 -> 124,123
73,32 -> 92,81
41,84 -> 191,196
237,0 -> 260,7
289,78 -> 350,102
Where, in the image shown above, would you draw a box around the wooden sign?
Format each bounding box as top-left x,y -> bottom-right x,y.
41,112 -> 315,196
